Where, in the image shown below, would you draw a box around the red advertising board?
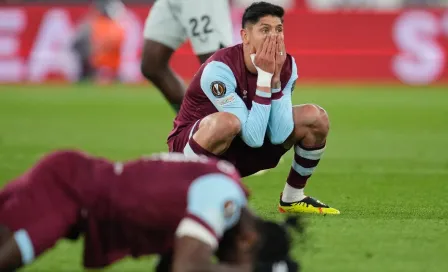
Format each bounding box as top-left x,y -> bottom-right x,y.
0,5 -> 447,84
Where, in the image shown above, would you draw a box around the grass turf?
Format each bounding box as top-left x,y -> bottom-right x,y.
0,84 -> 447,272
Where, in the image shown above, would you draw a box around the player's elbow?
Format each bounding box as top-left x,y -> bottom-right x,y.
248,141 -> 264,148
244,134 -> 265,148
269,121 -> 294,145
240,123 -> 266,148
270,131 -> 291,146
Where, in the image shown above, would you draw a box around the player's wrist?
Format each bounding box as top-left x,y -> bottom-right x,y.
256,69 -> 273,88
254,88 -> 272,105
271,78 -> 281,89
256,86 -> 271,94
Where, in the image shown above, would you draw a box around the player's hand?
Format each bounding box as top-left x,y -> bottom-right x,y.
253,34 -> 276,75
272,35 -> 286,87
250,35 -> 276,89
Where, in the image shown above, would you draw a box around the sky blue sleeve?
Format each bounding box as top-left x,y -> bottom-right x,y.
200,61 -> 271,148
267,56 -> 299,145
187,173 -> 247,238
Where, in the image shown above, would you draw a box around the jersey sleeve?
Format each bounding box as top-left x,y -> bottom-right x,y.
200,61 -> 271,148
175,173 -> 247,250
267,56 -> 298,145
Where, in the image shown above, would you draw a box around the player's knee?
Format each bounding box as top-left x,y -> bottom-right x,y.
293,104 -> 330,137
201,112 -> 241,141
140,54 -> 159,80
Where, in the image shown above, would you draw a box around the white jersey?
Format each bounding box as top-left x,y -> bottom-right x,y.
143,0 -> 233,55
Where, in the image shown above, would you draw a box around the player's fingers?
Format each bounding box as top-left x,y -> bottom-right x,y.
280,35 -> 286,53
261,34 -> 271,55
268,35 -> 276,57
264,35 -> 272,56
259,35 -> 268,53
276,35 -> 282,56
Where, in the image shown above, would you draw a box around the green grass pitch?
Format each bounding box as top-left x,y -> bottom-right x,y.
0,84 -> 447,272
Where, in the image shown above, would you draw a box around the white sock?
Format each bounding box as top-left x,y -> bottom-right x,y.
281,183 -> 305,202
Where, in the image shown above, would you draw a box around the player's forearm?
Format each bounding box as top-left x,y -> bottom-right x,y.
240,90 -> 271,148
271,77 -> 281,90
268,88 -> 294,145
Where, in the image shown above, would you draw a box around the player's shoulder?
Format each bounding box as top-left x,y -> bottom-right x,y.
283,54 -> 296,72
203,44 -> 243,74
200,44 -> 243,86
208,44 -> 243,63
200,50 -> 241,96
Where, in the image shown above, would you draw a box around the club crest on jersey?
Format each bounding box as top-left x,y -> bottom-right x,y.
224,200 -> 237,218
211,81 -> 226,97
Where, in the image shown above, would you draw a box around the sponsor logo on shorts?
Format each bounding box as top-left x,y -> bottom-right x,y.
210,81 -> 226,97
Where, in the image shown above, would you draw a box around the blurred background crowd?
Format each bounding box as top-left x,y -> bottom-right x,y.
1,0 -> 447,84
2,0 -> 447,9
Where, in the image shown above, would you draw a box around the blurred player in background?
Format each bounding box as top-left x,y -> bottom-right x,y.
72,0 -> 126,84
168,2 -> 340,215
141,0 -> 233,112
0,150 -> 299,271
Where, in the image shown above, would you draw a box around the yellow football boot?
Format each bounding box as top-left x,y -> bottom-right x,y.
278,195 -> 340,215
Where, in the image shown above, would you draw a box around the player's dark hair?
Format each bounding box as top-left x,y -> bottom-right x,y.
257,216 -> 304,262
252,216 -> 303,272
242,1 -> 285,28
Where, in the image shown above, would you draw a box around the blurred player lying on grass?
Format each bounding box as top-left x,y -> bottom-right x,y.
0,150 -> 300,272
167,2 -> 339,215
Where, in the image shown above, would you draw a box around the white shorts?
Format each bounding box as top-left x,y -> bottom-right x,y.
143,0 -> 233,55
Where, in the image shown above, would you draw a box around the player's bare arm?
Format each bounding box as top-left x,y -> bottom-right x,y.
172,206 -> 271,272
172,232 -> 253,272
0,227 -> 21,272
